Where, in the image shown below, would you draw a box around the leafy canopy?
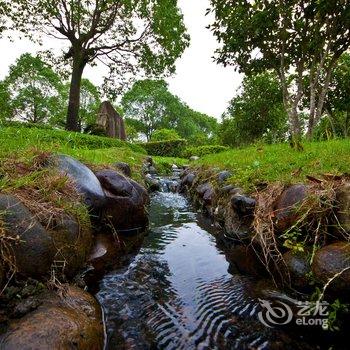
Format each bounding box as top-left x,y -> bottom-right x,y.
220,71 -> 288,147
9,0 -> 190,91
2,53 -> 62,124
122,79 -> 218,142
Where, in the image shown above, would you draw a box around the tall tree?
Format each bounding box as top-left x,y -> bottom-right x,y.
122,79 -> 218,141
322,53 -> 350,137
3,53 -> 62,124
209,0 -> 350,143
219,71 -> 287,147
9,0 -> 189,131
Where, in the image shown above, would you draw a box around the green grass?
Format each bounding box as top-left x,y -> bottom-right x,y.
196,139 -> 350,191
0,125 -> 188,181
0,125 -> 146,155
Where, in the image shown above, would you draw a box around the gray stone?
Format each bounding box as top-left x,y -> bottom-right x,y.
312,242 -> 350,295
231,194 -> 256,217
0,195 -> 55,278
145,175 -> 161,192
114,162 -> 131,177
190,156 -> 200,161
274,184 -> 308,231
217,170 -> 231,183
283,250 -> 311,290
96,170 -> 149,232
148,166 -> 157,175
55,155 -> 106,210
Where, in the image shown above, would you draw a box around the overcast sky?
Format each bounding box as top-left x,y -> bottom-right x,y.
0,0 -> 242,119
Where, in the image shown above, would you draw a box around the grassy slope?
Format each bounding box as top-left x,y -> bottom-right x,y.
0,125 -> 187,182
196,139 -> 350,191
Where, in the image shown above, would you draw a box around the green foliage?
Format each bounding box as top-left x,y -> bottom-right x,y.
314,53 -> 350,139
182,145 -> 228,158
151,128 -> 180,141
8,0 -> 190,130
220,72 -> 288,147
2,53 -> 62,124
209,0 -> 350,137
141,139 -> 187,157
122,79 -> 218,141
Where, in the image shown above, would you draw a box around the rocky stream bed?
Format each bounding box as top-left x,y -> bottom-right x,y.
0,155 -> 349,349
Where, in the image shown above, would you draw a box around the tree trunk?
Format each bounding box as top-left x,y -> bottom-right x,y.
66,54 -> 86,131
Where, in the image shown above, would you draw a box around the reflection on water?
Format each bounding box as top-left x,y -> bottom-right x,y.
97,190 -> 315,349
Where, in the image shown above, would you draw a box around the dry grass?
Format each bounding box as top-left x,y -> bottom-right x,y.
251,177 -> 347,287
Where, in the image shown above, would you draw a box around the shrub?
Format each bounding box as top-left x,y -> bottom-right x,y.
151,128 -> 181,141
141,139 -> 187,157
182,145 -> 229,158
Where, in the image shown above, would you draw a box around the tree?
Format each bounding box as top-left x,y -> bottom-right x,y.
209,0 -> 350,142
53,79 -> 101,130
122,79 -> 218,142
3,53 -> 62,124
219,72 -> 288,147
9,0 -> 190,131
324,53 -> 350,137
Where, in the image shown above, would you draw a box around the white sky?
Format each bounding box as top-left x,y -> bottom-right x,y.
0,0 -> 242,119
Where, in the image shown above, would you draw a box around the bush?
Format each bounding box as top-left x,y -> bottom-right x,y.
151,128 -> 181,141
182,145 -> 229,158
141,139 -> 187,157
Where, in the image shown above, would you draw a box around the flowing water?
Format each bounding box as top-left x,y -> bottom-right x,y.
96,181 -> 320,350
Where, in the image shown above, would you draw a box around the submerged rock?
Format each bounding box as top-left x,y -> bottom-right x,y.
0,195 -> 55,279
283,250 -> 311,290
0,286 -> 104,350
55,155 -> 106,210
96,170 -> 149,232
274,184 -> 308,231
312,242 -> 350,295
227,245 -> 265,277
114,162 -> 131,177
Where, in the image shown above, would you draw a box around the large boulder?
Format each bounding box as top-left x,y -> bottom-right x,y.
0,286 -> 104,349
0,195 -> 55,278
54,155 -> 106,210
49,215 -> 92,278
179,173 -> 196,193
283,250 -> 311,290
96,170 -> 149,232
274,184 -> 308,231
335,183 -> 350,235
312,242 -> 350,295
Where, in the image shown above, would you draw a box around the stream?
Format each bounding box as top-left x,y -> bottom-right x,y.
96,178 -> 322,350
